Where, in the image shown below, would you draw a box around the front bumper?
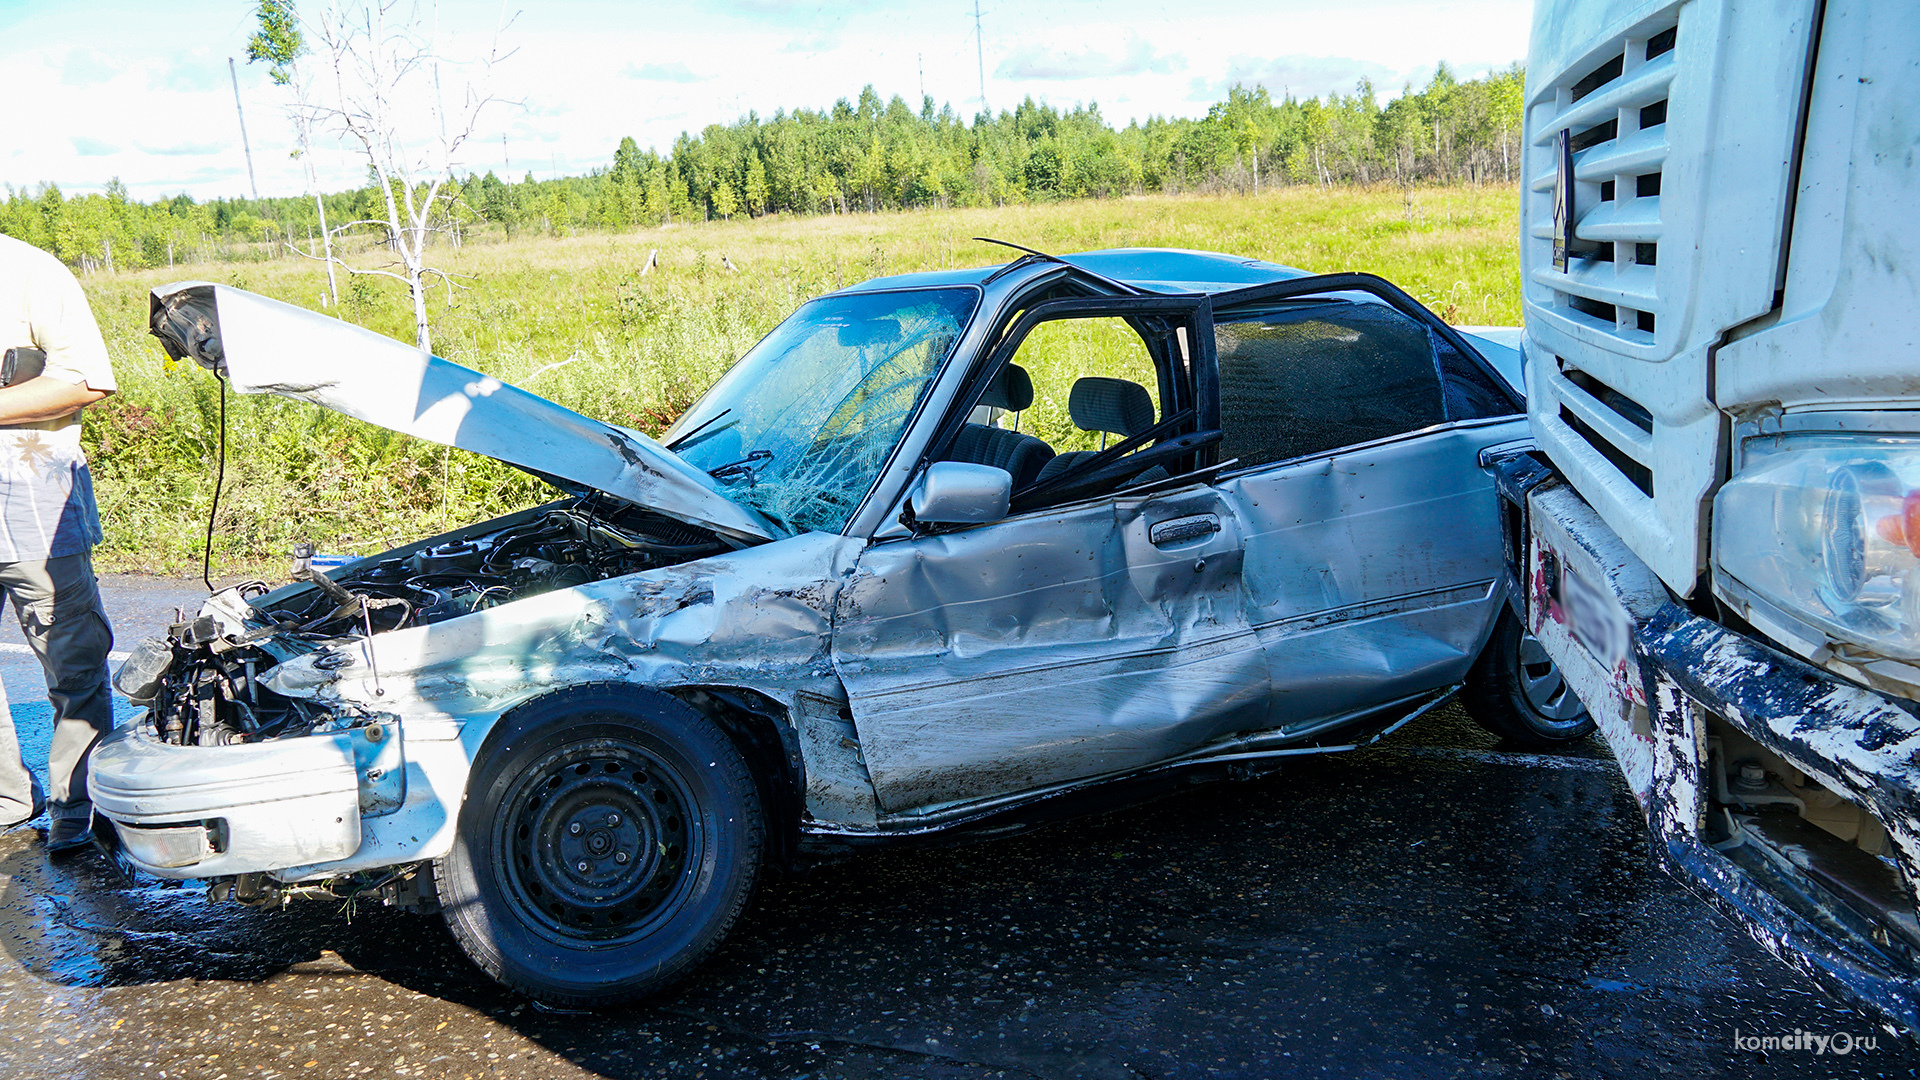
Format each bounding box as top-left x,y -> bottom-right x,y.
88,722 -> 363,878
1519,476 -> 1920,1030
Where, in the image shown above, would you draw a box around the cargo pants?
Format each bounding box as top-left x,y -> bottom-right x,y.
0,551 -> 115,828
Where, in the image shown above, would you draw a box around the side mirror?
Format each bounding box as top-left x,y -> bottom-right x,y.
908,462 -> 1011,526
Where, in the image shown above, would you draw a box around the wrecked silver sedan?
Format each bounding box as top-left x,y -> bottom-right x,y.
92,249 -> 1585,1004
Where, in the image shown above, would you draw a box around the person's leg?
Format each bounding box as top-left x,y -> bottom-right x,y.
0,670 -> 44,828
4,551 -> 113,834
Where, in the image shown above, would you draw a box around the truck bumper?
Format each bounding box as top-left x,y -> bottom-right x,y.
1512,466 -> 1920,1030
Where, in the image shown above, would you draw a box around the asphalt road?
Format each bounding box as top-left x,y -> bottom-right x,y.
0,576 -> 1912,1079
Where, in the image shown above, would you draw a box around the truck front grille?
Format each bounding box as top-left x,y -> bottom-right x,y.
1519,0 -> 1817,593
1527,18 -> 1679,344
1553,358 -> 1655,498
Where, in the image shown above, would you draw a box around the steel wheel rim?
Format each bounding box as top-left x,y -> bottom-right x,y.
1517,633 -> 1586,722
494,735 -> 702,947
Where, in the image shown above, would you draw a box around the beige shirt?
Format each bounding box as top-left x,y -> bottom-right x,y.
0,234 -> 116,560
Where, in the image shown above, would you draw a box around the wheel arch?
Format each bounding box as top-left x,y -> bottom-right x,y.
472,680 -> 810,876
664,685 -> 806,878
472,681 -> 805,877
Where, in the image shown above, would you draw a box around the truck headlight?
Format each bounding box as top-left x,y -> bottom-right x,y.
1715,436 -> 1920,658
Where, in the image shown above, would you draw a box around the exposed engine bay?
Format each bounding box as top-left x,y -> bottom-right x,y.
113,495 -> 727,748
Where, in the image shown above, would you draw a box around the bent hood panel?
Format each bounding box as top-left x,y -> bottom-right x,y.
149,282 -> 778,544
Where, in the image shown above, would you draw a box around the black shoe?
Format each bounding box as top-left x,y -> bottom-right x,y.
46,814 -> 94,855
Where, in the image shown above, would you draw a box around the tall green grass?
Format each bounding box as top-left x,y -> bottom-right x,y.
78,184 -> 1519,574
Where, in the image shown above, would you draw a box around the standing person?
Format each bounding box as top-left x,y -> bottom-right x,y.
0,234 -> 117,855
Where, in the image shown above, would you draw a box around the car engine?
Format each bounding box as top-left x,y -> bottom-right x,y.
114,495 -> 727,748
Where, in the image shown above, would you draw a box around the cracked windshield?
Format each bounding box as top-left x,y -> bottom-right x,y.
666,287 -> 978,534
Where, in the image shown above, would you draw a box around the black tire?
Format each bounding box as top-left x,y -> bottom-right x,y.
1463,611 -> 1595,748
436,686 -> 763,1006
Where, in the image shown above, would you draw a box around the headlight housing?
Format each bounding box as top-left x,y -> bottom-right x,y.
1715,434 -> 1920,659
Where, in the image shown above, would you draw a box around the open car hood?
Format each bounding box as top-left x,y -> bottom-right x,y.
148,282 -> 780,545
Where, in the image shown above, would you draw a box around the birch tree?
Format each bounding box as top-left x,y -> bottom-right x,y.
273,0 -> 514,353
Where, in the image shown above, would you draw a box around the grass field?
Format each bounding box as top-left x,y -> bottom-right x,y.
76,183 -> 1520,574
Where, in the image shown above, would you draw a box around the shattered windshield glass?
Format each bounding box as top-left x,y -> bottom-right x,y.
666,287 -> 978,534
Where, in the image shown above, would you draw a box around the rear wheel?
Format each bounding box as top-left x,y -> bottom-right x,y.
1463,611 -> 1594,748
436,687 -> 762,1006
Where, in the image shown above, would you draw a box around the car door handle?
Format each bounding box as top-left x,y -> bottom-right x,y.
1149,514 -> 1221,547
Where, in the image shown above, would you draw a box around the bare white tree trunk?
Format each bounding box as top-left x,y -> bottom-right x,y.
409,264 -> 432,351
311,187 -> 338,305
295,0 -> 513,352
229,57 -> 261,200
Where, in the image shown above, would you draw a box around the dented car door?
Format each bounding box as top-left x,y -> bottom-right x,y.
1221,429 -> 1512,724
1206,281 -> 1529,725
834,483 -> 1269,815
833,297 -> 1273,815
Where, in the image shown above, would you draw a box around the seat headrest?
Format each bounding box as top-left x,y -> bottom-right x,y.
979,364 -> 1034,412
1068,377 -> 1155,436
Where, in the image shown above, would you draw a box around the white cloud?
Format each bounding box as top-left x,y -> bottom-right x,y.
998,38 -> 1185,81
69,136 -> 120,157
1191,55 -> 1400,103
134,139 -> 228,158
780,32 -> 838,55
718,0 -> 880,24
59,47 -> 121,86
161,57 -> 224,94
624,61 -> 703,83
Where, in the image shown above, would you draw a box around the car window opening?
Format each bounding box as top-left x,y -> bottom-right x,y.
943,312 -> 1196,507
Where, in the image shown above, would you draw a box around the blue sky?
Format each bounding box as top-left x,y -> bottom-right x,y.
0,0 -> 1530,201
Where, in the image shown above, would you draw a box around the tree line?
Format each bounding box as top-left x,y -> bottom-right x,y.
1,63 -> 1522,271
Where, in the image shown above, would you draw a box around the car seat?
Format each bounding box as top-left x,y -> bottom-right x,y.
1032,376 -> 1168,486
948,364 -> 1055,489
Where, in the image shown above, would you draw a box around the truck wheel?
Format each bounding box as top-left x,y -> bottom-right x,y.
435,687 -> 763,1006
1463,611 -> 1595,748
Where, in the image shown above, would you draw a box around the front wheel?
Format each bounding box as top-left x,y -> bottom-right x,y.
1463,611 -> 1595,748
436,687 -> 763,1006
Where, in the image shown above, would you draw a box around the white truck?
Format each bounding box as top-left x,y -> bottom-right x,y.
1512,0 -> 1920,1027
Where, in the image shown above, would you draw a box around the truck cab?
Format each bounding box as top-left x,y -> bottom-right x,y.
1514,0 -> 1920,1027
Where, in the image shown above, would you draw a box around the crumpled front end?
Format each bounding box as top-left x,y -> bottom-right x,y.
84,279 -> 885,897
86,507 -> 864,889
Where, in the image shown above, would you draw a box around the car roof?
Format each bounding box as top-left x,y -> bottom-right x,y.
837,247 -> 1314,297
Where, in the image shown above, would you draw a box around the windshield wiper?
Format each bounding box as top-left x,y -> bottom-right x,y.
665,407 -> 731,452
707,448 -> 773,485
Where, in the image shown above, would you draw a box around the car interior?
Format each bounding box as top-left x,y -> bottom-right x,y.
933,299 -> 1207,512
945,362 -> 1056,490
944,363 -> 1182,496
